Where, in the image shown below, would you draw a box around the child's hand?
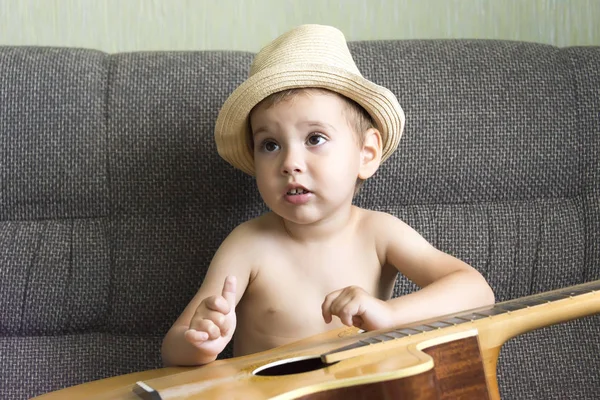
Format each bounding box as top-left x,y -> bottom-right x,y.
184,276 -> 237,359
322,286 -> 392,331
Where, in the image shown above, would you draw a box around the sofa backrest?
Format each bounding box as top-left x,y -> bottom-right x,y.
0,41 -> 598,399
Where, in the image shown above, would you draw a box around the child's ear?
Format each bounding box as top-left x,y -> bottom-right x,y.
358,128 -> 382,180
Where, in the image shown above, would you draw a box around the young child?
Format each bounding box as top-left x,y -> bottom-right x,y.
161,24 -> 495,367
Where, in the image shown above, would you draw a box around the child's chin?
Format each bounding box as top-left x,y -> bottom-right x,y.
274,210 -> 319,225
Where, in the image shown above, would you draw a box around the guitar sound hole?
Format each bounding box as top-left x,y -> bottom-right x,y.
253,356 -> 333,376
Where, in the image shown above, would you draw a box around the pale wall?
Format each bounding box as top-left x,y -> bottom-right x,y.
1,0 -> 599,53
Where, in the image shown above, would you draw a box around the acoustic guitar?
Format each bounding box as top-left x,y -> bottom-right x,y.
35,280 -> 600,400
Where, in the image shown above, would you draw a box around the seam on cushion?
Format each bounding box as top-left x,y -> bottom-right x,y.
433,203 -> 440,252
19,221 -> 46,335
530,200 -> 542,295
358,195 -> 586,208
62,219 -> 74,333
512,203 -> 520,300
485,204 -> 492,285
566,50 -> 590,284
0,215 -> 107,223
563,49 -> 585,284
575,196 -> 588,284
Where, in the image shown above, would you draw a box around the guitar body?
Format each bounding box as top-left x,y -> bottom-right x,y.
36,326 -> 489,400
135,328 -> 489,400
34,280 -> 600,400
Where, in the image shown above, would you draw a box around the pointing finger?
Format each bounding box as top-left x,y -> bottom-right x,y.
322,289 -> 342,324
222,276 -> 237,310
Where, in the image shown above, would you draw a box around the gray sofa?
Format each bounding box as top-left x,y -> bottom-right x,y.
1,39 -> 598,400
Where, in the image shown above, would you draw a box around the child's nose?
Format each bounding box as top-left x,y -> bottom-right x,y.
280,148 -> 305,175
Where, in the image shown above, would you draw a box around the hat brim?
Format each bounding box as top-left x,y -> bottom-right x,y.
215,63 -> 405,176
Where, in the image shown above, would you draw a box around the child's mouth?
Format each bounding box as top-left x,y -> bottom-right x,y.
284,188 -> 312,205
286,188 -> 310,195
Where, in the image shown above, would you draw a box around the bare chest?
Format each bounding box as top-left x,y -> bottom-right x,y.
234,243 -> 396,354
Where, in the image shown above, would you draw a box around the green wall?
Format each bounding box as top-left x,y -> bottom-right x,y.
1,0 -> 599,53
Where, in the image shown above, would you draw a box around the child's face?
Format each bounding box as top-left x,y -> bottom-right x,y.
250,91 -> 364,225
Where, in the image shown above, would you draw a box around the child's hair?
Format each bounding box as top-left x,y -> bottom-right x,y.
249,88 -> 375,194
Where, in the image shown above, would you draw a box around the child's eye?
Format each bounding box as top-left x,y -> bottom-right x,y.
307,134 -> 327,146
261,140 -> 280,152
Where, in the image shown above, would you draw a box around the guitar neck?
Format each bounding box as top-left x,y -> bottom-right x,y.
476,279 -> 600,346
322,280 -> 600,363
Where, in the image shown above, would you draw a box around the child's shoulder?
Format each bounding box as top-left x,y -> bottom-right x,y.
354,207 -> 419,241
355,207 -> 403,228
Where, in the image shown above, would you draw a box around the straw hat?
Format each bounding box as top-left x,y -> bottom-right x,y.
214,24 -> 405,175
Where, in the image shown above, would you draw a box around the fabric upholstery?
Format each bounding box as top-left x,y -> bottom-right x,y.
0,41 -> 598,399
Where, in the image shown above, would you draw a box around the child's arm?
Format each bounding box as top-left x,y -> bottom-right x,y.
161,225 -> 254,366
323,212 -> 495,330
